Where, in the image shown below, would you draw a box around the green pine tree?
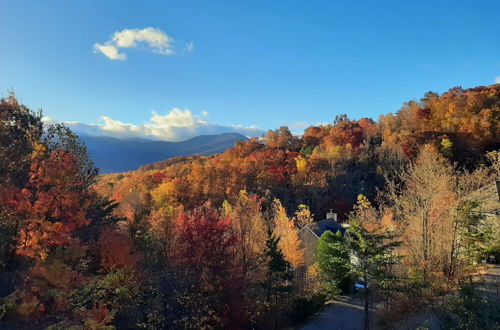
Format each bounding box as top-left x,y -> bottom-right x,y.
264,231 -> 294,302
347,220 -> 400,330
263,231 -> 294,329
316,230 -> 352,296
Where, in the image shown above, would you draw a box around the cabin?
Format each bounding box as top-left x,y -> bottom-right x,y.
297,210 -> 349,293
468,181 -> 500,263
298,210 -> 347,271
469,180 -> 500,215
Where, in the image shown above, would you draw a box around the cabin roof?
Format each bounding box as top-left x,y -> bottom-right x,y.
311,218 -> 346,237
468,182 -> 500,215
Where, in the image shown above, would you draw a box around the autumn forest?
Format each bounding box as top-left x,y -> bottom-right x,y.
1,84 -> 500,329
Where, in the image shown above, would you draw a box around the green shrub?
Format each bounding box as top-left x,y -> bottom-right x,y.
288,294 -> 326,325
442,282 -> 500,329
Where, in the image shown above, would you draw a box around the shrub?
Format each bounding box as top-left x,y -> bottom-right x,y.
288,294 -> 326,325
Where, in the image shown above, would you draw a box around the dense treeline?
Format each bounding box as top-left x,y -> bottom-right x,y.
97,84 -> 500,219
1,84 -> 499,329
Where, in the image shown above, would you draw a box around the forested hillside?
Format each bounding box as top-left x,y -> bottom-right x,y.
1,85 -> 499,329
97,84 -> 500,219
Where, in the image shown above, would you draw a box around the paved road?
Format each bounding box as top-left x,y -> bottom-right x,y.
393,265 -> 500,330
474,264 -> 500,298
301,266 -> 500,330
301,294 -> 365,330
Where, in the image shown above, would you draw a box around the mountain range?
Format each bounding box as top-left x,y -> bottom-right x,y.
81,133 -> 248,173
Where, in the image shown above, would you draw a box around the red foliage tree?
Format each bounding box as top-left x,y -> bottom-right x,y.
417,107 -> 432,120
328,120 -> 365,149
172,202 -> 247,328
173,202 -> 237,285
8,151 -> 92,260
97,227 -> 141,272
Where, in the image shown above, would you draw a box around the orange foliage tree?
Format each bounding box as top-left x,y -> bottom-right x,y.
8,150 -> 92,260
272,200 -> 304,268
97,227 -> 141,272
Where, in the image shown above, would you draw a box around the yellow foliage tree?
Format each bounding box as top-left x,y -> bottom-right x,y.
272,200 -> 304,268
294,204 -> 313,228
222,190 -> 268,281
295,156 -> 307,174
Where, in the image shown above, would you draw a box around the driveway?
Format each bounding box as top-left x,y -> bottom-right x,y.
473,264 -> 500,298
393,265 -> 500,330
301,294 -> 365,330
301,266 -> 500,330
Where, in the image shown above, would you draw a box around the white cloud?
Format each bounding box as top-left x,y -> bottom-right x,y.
495,76 -> 500,84
93,44 -> 127,60
279,120 -> 309,133
63,108 -> 264,141
94,27 -> 175,60
41,116 -> 55,124
289,121 -> 309,129
185,42 -> 194,53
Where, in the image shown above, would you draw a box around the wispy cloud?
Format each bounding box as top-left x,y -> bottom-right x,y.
185,42 -> 195,53
93,27 -> 175,60
279,120 -> 309,133
495,76 -> 500,84
46,109 -> 264,141
93,44 -> 127,60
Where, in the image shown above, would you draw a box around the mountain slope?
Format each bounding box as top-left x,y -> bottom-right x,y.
81,133 -> 248,173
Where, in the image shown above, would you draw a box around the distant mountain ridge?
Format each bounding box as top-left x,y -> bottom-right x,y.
81,132 -> 248,173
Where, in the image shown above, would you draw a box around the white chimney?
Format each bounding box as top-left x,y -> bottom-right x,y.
326,209 -> 337,221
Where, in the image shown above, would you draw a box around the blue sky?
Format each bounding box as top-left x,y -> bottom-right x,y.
1,0 -> 499,140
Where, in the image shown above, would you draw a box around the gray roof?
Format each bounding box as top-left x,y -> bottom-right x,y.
311,219 -> 346,237
468,182 -> 500,215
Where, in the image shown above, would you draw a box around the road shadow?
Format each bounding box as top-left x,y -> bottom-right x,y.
474,265 -> 500,300
301,294 -> 365,330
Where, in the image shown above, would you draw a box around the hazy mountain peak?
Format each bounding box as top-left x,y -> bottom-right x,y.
81,132 -> 248,173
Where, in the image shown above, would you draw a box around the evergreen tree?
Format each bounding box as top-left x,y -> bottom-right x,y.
263,231 -> 294,329
264,231 -> 293,302
456,200 -> 492,270
316,231 -> 352,295
347,220 -> 400,330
